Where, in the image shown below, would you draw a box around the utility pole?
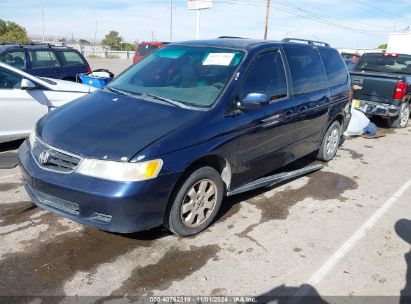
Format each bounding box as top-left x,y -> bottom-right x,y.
264,0 -> 270,40
39,2 -> 45,42
170,0 -> 173,42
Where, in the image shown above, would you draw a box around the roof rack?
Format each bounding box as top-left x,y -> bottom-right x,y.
282,38 -> 330,47
218,36 -> 247,39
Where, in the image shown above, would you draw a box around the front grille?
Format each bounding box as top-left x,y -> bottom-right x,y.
31,137 -> 82,173
26,184 -> 80,215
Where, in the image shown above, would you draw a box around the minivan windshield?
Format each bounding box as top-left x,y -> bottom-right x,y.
109,46 -> 244,107
354,53 -> 411,74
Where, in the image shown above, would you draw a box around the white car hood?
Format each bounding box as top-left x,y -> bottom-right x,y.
43,78 -> 97,93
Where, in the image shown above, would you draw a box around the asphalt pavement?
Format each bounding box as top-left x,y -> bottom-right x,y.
1,122 -> 411,303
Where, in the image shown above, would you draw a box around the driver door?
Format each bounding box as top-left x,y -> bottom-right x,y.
0,67 -> 48,142
234,50 -> 295,185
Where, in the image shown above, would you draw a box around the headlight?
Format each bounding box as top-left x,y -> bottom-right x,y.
29,126 -> 36,147
75,158 -> 163,182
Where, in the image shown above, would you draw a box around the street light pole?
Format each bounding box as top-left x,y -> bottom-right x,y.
264,0 -> 270,40
39,2 -> 45,42
170,0 -> 173,42
196,9 -> 201,39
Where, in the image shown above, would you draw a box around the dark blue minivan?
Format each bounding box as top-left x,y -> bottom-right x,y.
19,38 -> 351,236
0,43 -> 90,81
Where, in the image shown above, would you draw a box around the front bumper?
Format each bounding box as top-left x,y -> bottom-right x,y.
353,99 -> 401,117
18,140 -> 180,233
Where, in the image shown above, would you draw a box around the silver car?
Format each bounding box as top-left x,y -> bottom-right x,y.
0,62 -> 96,143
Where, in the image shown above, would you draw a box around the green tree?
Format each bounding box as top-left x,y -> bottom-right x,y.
122,42 -> 135,51
101,30 -> 122,50
378,43 -> 387,49
0,19 -> 29,44
0,19 -> 6,36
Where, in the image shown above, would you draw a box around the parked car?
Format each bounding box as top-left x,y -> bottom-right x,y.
0,43 -> 91,81
0,61 -> 95,143
351,52 -> 411,128
133,41 -> 168,64
19,38 -> 351,236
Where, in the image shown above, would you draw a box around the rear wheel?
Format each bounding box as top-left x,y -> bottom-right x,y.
165,166 -> 224,236
317,121 -> 342,161
386,103 -> 410,128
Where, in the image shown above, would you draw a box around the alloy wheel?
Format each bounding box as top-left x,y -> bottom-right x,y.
180,179 -> 218,227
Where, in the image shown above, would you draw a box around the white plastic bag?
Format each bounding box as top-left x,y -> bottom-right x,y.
345,106 -> 370,136
89,71 -> 111,78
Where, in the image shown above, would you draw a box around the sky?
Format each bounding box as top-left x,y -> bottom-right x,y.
1,0 -> 410,49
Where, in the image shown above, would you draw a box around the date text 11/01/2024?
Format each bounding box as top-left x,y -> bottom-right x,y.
148,296 -> 257,303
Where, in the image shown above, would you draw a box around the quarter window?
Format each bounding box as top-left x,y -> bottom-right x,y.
243,51 -> 287,101
0,51 -> 26,69
29,50 -> 60,68
318,47 -> 348,87
283,45 -> 328,95
58,51 -> 86,66
0,68 -> 22,89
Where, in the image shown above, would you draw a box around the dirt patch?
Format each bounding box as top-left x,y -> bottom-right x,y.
339,148 -> 364,160
249,171 -> 358,224
235,224 -> 264,249
111,244 -> 220,296
377,127 -> 395,135
0,228 -> 161,296
0,200 -> 35,219
0,182 -> 22,192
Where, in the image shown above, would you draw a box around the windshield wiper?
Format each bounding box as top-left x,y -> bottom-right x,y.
140,93 -> 188,108
107,86 -> 138,98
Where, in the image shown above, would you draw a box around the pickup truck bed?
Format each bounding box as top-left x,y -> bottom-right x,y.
350,52 -> 411,128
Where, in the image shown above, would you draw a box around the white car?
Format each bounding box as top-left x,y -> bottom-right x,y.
0,62 -> 96,143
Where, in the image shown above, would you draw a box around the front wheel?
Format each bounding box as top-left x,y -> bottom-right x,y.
165,166 -> 224,236
317,121 -> 342,161
386,103 -> 410,128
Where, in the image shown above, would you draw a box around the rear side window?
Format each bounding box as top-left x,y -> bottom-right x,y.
29,50 -> 60,68
243,51 -> 287,101
318,47 -> 348,87
0,51 -> 26,69
283,45 -> 327,95
58,51 -> 86,66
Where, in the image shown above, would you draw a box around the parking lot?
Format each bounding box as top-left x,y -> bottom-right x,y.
1,104 -> 411,302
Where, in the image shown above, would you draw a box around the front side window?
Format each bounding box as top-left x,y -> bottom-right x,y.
243,51 -> 287,101
58,51 -> 86,66
0,51 -> 26,69
0,68 -> 22,89
283,44 -> 328,95
109,46 -> 244,108
29,50 -> 60,68
318,47 -> 349,87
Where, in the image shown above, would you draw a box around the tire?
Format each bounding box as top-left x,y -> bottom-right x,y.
317,121 -> 342,161
165,166 -> 224,236
386,103 -> 410,128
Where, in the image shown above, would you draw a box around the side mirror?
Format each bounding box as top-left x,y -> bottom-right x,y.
21,79 -> 36,90
237,92 -> 270,110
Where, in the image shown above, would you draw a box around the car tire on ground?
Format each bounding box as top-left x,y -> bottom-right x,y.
165,166 -> 224,236
317,120 -> 342,162
386,102 -> 410,128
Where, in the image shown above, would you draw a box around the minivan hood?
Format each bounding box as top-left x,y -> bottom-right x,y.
37,90 -> 200,161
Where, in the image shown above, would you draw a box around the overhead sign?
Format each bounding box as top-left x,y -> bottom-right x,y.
187,0 -> 212,10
